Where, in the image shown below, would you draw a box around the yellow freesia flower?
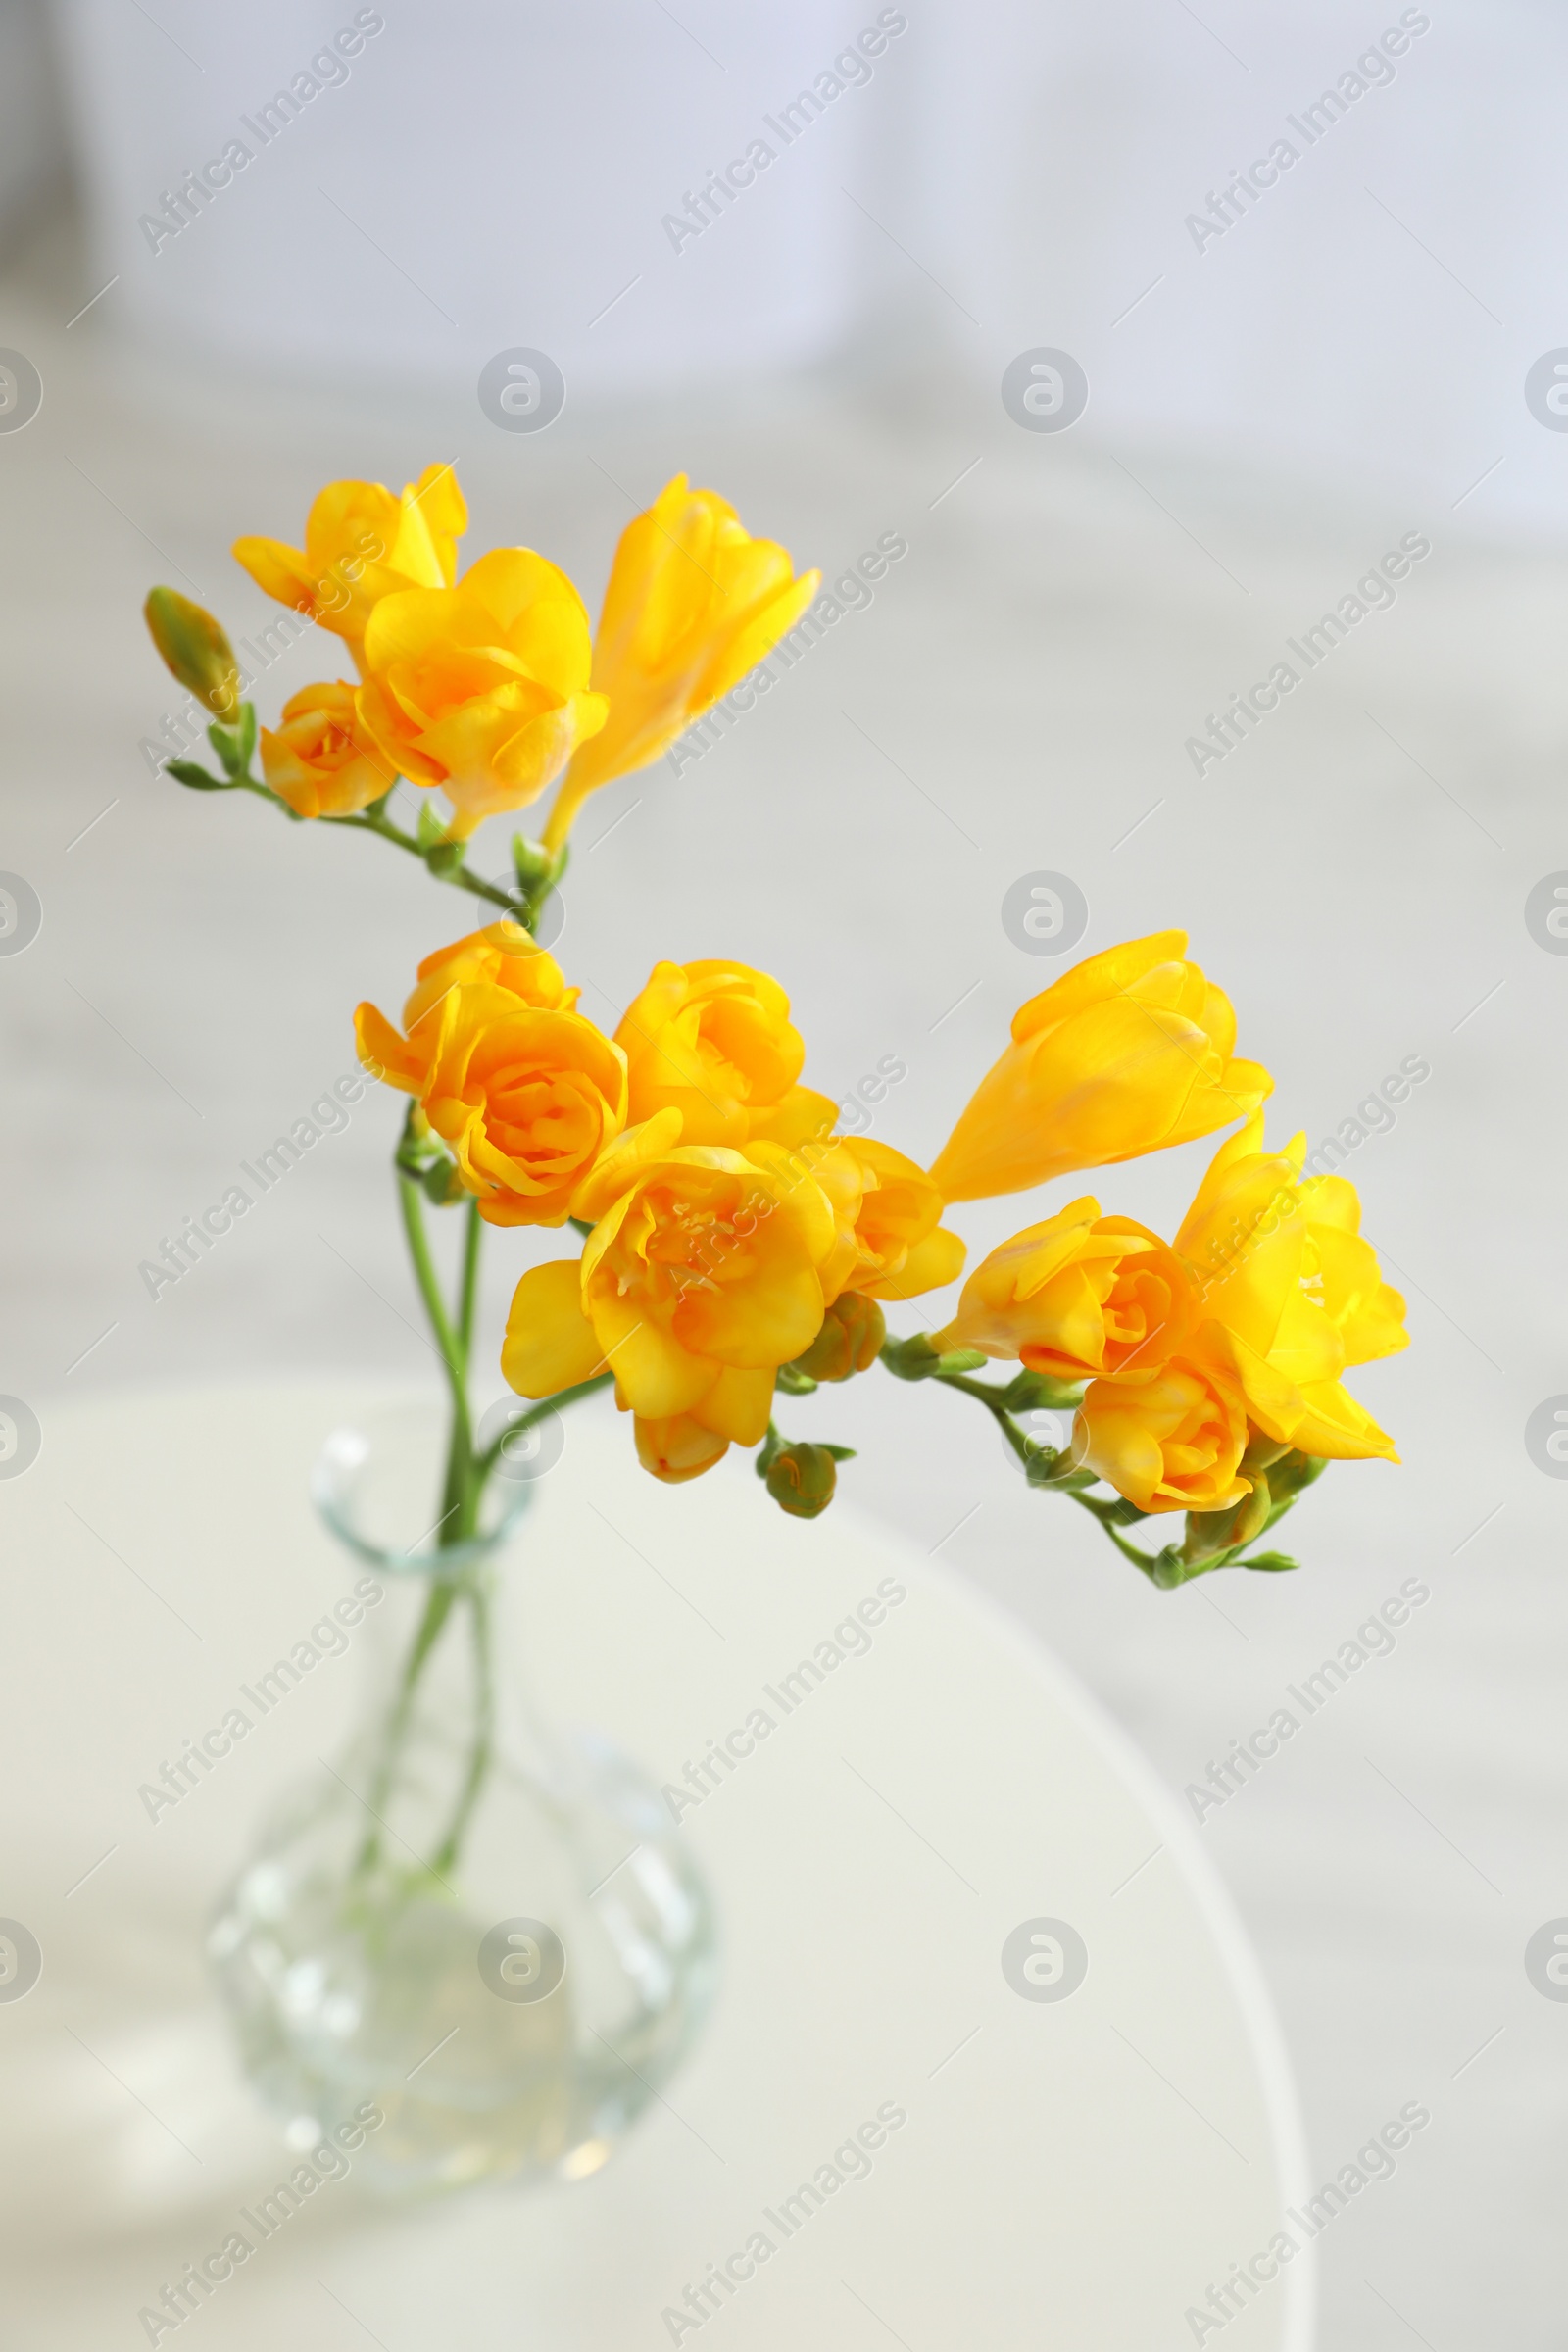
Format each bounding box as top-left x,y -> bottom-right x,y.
355,957 -> 626,1227
355,549 -> 608,840
260,681 -> 397,818
501,1133 -> 839,1478
934,1197 -> 1194,1384
809,1135 -> 966,1306
1074,1337 -> 1251,1515
1175,1112 -> 1405,1461
615,957 -> 835,1149
930,931 -> 1272,1203
542,474 -> 820,849
233,463 -> 466,665
400,918 -> 578,1023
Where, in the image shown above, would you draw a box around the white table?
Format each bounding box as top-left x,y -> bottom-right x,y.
0,1384 -> 1310,2348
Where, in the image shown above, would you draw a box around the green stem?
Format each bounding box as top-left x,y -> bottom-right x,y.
431,1582 -> 495,1876
904,1347 -> 1156,1566
322,806 -> 518,913
474,1371 -> 614,1480
353,1573 -> 462,1877
457,1198 -> 483,1372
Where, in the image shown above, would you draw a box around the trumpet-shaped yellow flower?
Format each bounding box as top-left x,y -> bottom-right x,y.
502,1134 -> 839,1479
355,969 -> 626,1228
1075,1337 -> 1251,1515
934,1197 -> 1194,1384
1174,1112 -> 1405,1461
400,919 -> 578,1025
355,549 -> 608,840
233,464 -> 466,666
930,931 -> 1272,1203
543,474 -> 820,849
615,958 -> 835,1149
809,1135 -> 966,1306
260,681 -> 397,818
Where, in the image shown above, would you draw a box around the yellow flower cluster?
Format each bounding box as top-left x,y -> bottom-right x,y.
931,935 -> 1406,1519
358,924 -> 962,1481
356,921 -> 1403,1503
229,465 -> 818,841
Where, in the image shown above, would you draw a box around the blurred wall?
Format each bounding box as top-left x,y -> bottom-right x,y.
0,0 -> 66,236
38,0 -> 1568,537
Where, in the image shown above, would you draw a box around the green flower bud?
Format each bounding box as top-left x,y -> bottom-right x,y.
793,1294 -> 886,1383
144,587 -> 242,720
765,1442 -> 838,1520
1183,1473 -> 1273,1565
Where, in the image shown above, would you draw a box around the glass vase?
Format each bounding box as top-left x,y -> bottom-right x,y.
208,1401 -> 718,2196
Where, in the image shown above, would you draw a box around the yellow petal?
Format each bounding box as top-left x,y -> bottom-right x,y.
635,1413 -> 729,1483
502,1260 -> 605,1397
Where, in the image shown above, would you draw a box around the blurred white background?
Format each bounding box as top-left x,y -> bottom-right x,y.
2,0 -> 1565,2342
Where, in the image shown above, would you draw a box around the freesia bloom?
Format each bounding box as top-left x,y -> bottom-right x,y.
399,919 -> 578,1024
355,959 -> 626,1227
542,474 -> 820,848
355,549 -> 608,839
930,931 -> 1272,1203
1174,1112 -> 1405,1460
233,464 -> 466,665
501,1131 -> 839,1477
934,1197 -> 1193,1383
615,958 -> 835,1149
809,1136 -> 966,1306
260,681 -> 396,818
1074,1339 -> 1251,1514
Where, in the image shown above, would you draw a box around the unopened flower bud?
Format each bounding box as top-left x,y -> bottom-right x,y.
1183,1473 -> 1272,1565
793,1294 -> 886,1383
144,587 -> 242,719
765,1442 -> 837,1519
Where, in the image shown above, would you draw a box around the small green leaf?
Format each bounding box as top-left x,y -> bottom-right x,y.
1237,1549 -> 1300,1575
820,1444 -> 857,1461
776,1363 -> 819,1396
416,801 -> 449,850
166,760 -> 231,791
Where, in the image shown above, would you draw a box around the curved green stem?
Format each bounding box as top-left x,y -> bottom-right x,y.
321,806 -> 518,913
474,1371 -> 614,1479
457,1198 -> 483,1371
